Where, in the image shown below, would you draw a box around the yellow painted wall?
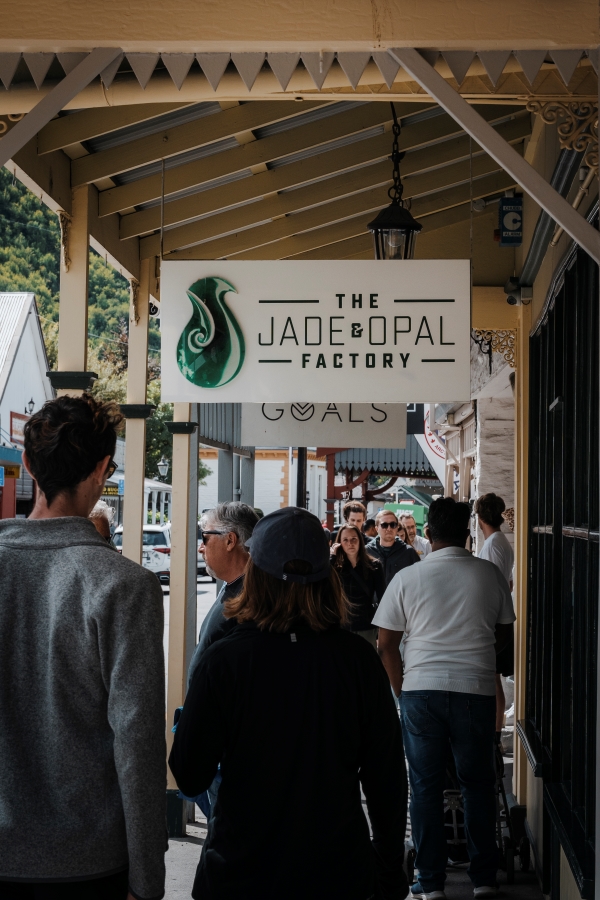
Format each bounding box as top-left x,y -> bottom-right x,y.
526,767 -> 544,871
561,847 -> 582,900
0,0 -> 596,48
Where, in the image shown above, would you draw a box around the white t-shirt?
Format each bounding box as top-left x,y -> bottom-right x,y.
372,547 -> 515,696
478,531 -> 514,587
412,534 -> 431,559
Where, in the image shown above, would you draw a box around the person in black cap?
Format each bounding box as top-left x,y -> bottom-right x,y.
169,506 -> 409,900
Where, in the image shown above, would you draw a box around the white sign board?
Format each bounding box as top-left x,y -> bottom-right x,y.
241,403 -> 406,448
161,260 -> 471,403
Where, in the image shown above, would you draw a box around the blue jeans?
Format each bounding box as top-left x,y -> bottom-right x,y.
400,690 -> 497,891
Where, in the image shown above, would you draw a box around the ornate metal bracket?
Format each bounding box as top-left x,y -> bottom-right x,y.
472,329 -> 516,369
526,100 -> 598,170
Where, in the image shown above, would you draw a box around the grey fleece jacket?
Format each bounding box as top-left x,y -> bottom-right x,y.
0,517 -> 167,900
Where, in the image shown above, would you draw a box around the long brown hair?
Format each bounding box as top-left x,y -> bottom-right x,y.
332,524 -> 376,572
224,558 -> 350,632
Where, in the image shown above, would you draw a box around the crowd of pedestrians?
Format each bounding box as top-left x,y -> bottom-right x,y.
0,395 -> 516,900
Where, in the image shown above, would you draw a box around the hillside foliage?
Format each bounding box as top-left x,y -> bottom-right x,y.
0,167 -> 209,483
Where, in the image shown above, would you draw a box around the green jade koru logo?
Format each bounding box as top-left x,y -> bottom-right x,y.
177,276 -> 245,388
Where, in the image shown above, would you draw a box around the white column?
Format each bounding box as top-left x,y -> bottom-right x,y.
57,184 -> 90,393
167,402 -> 193,788
151,490 -> 157,524
160,492 -> 165,523
121,258 -> 150,563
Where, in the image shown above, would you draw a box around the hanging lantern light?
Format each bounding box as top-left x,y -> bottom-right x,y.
368,103 -> 422,260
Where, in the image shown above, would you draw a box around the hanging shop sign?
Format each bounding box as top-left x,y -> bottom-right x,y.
161,260 -> 471,403
498,196 -> 523,247
241,403 -> 406,448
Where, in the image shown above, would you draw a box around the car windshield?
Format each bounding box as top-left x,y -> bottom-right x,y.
143,531 -> 168,547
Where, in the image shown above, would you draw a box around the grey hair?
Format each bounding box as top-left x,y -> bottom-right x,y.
89,499 -> 115,524
205,501 -> 258,546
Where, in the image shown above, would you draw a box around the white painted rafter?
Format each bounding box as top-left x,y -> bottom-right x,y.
0,48 -> 122,170
389,47 -> 600,264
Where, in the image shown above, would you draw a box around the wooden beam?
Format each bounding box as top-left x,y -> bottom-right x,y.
391,48 -> 600,264
174,168 -> 516,261
231,172 -> 514,259
71,100 -> 326,186
128,104 -> 521,243
139,113 -> 529,257
0,48 -> 123,171
38,103 -> 190,154
100,101 -> 430,216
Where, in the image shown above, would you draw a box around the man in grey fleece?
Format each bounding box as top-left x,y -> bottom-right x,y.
0,394 -> 166,900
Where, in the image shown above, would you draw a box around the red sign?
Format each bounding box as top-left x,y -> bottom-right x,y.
10,412 -> 28,446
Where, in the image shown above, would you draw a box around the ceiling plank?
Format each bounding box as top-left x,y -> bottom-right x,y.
125,104 -> 521,240
38,103 -> 191,154
225,169 -> 517,260
163,152 -> 513,261
71,100 -> 327,186
166,169 -> 516,261
138,114 -> 529,257
287,204 -> 480,261
100,101 -> 431,216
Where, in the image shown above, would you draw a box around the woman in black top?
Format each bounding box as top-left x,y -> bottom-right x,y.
332,524 -> 386,648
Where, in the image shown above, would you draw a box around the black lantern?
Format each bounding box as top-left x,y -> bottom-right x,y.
368,103 -> 422,260
157,456 -> 169,479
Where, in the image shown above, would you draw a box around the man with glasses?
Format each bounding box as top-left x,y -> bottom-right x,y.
366,509 -> 420,587
188,502 -> 259,684
186,502 -> 258,820
0,395 -> 166,900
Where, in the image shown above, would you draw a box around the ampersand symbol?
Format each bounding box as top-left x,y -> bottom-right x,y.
351,323 -> 363,338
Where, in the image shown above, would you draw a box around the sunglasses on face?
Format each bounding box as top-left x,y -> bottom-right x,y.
200,530 -> 228,542
106,459 -> 118,478
379,521 -> 398,529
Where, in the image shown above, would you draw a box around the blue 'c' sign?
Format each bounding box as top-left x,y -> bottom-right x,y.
499,197 -> 523,247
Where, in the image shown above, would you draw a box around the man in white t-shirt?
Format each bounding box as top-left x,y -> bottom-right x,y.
400,513 -> 431,559
374,498 -> 515,900
475,493 -> 515,739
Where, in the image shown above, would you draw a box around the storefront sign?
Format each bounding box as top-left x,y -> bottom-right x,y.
10,412 -> 28,445
3,464 -> 21,479
103,484 -> 120,496
161,260 -> 471,403
498,196 -> 523,247
241,403 -> 406,447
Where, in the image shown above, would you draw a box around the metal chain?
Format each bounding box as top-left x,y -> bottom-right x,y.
388,102 -> 405,205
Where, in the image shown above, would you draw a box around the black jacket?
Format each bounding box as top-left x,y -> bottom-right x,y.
170,623 -> 408,900
187,575 -> 244,685
365,537 -> 420,586
333,557 -> 386,631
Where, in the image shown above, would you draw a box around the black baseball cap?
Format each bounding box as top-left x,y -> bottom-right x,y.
245,506 -> 331,584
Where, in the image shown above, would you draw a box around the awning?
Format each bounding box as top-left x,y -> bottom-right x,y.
334,435 -> 436,478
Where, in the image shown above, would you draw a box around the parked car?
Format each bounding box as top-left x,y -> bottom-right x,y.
113,524 -> 171,585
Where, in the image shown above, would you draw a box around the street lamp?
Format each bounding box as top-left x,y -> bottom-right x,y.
157,456 -> 169,479
367,103 -> 422,260
26,398 -> 34,415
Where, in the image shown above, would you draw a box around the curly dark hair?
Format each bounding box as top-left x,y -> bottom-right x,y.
474,493 -> 506,529
24,394 -> 123,505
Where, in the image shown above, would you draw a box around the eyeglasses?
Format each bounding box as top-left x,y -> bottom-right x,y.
200,530 -> 228,542
106,459 -> 117,479
379,521 -> 399,529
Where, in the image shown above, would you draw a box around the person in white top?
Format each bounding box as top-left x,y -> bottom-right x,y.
374,498 -> 515,900
475,493 -> 515,739
400,513 -> 431,559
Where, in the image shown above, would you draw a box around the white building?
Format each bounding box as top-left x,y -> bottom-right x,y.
0,293 -> 53,517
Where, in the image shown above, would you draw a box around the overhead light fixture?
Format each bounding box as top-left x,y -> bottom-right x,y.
368,103 -> 422,260
157,456 -> 169,479
26,398 -> 34,415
